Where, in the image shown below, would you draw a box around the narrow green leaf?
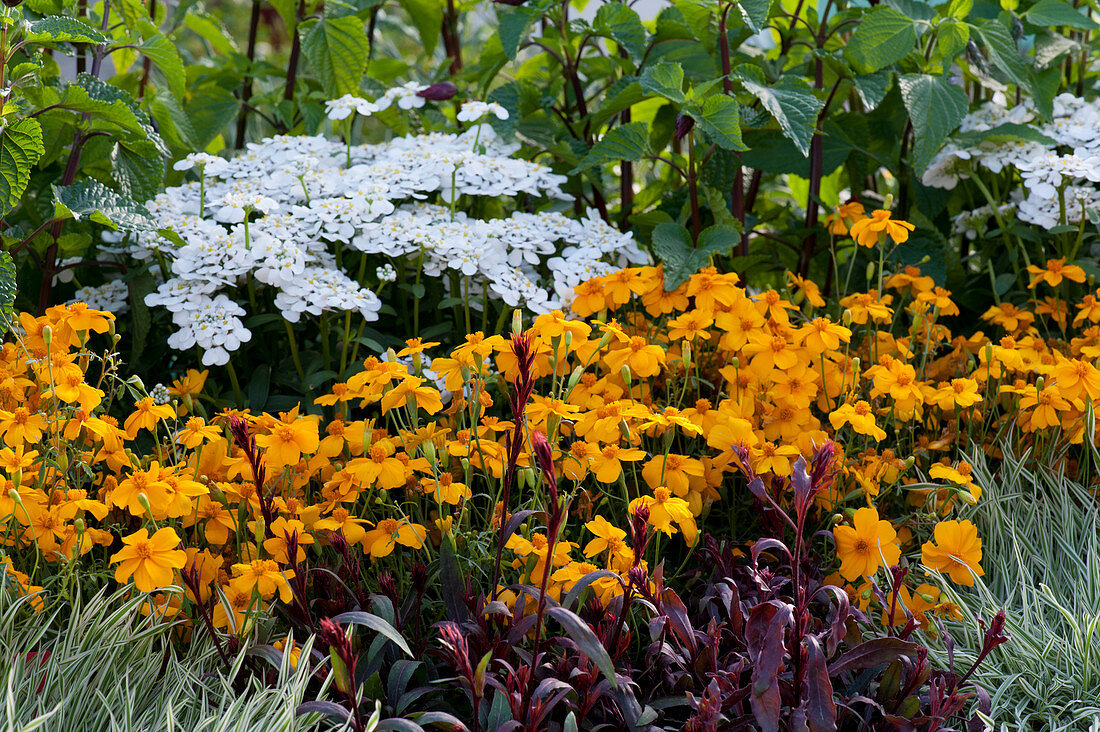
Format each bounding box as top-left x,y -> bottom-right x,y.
546,606 -> 618,688
331,611 -> 414,657
844,7 -> 917,74
0,252 -> 16,335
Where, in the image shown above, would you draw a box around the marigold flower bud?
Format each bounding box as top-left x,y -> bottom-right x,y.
511,309 -> 523,336
865,262 -> 876,281
41,325 -> 52,346
137,492 -> 152,513
842,309 -> 852,326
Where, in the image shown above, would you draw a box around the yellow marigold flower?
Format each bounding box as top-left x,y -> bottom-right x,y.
829,401 -> 887,441
175,416 -> 222,448
629,487 -> 697,546
363,518 -> 427,559
981,303 -> 1035,334
254,412 -> 320,468
848,210 -> 915,248
380,376 -> 444,415
582,515 -> 628,560
124,397 -> 175,438
666,309 -> 714,342
825,201 -> 866,235
169,369 -> 208,397
839,292 -> 894,324
915,287 -> 959,317
929,461 -> 975,487
572,278 -> 609,317
742,331 -> 801,372
1051,356 -> 1100,402
602,268 -> 649,306
49,370 -> 104,412
111,527 -> 186,594
1027,258 -> 1086,289
397,338 -> 441,357
0,445 -> 37,474
263,517 -> 314,564
1016,384 -> 1070,431
0,407 -> 47,448
832,507 -> 900,581
590,443 -> 646,483
929,378 -> 982,410
212,577 -> 260,631
921,520 -> 984,586
787,271 -> 826,308
685,268 -> 740,311
231,559 -> 295,603
602,336 -> 666,378
748,441 -> 802,477
347,440 -> 407,489
797,317 -> 851,353
885,265 -> 934,295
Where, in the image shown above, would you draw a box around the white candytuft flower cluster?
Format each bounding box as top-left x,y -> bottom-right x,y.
923,92 -> 1100,234
99,85 -> 645,365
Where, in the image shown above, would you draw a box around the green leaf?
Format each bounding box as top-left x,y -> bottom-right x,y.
1034,30 -> 1079,67
575,121 -> 650,171
593,3 -> 647,59
182,13 -> 238,56
396,0 -> 443,56
652,223 -> 740,289
946,0 -> 972,19
0,252 -> 15,335
938,19 -> 970,61
187,84 -> 241,150
148,90 -> 199,150
138,35 -> 186,100
546,607 -> 617,688
852,72 -> 892,111
898,74 -> 968,174
639,61 -> 685,103
0,119 -> 44,218
249,364 -> 271,411
692,94 -> 747,151
844,7 -> 917,74
951,121 -> 1056,147
113,138 -> 166,202
1024,0 -> 1099,29
736,0 -> 774,32
591,77 -> 646,126
300,16 -> 370,97
975,19 -> 1030,90
740,76 -> 823,157
52,180 -> 157,231
332,611 -> 413,657
498,6 -> 538,61
25,16 -> 108,43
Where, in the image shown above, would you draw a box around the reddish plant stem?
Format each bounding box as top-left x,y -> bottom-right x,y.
235,0 -> 263,148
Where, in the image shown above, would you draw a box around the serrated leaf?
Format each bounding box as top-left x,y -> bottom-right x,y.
52,180 -> 157,231
1024,0 -> 1098,29
1034,30 -> 1080,67
498,6 -> 537,61
397,0 -> 442,56
188,84 -> 241,150
938,19 -> 969,61
138,35 -> 186,100
852,72 -> 892,111
113,138 -> 166,202
898,74 -> 968,174
737,0 -> 774,32
0,119 -> 44,218
844,7 -> 917,74
593,2 -> 647,59
975,19 -> 1030,90
575,121 -> 650,171
693,94 -> 747,151
25,16 -> 108,44
300,15 -> 369,97
591,77 -> 645,126
183,13 -> 238,56
740,76 -> 823,157
639,61 -> 685,103
652,222 -> 740,289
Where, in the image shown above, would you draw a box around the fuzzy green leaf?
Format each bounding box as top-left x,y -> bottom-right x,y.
898,73 -> 969,174
52,180 -> 157,231
593,2 -> 647,59
25,16 -> 108,43
139,35 -> 186,100
740,76 -> 823,156
300,16 -> 370,97
575,121 -> 650,171
844,7 -> 917,74
1024,0 -> 1099,29
639,61 -> 685,103
0,119 -> 44,218
693,94 -> 747,151
396,0 -> 443,56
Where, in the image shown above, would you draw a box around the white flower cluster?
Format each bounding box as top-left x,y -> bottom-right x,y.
924,92 -> 1100,232
100,88 -> 645,365
69,280 -> 129,315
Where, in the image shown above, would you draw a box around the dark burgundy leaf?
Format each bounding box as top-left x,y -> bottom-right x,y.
803,636 -> 837,732
829,638 -> 921,676
660,588 -> 697,655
